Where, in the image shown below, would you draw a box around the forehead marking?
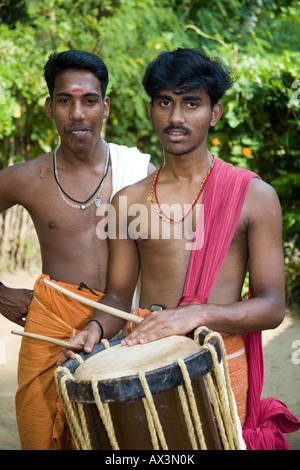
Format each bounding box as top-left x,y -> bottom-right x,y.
71,85 -> 84,92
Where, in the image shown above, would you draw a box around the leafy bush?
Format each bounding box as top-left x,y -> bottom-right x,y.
0,0 -> 299,304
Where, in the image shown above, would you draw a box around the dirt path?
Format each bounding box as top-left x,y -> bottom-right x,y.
0,270 -> 299,450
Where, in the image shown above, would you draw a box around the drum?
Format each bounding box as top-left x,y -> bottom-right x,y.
55,330 -> 240,450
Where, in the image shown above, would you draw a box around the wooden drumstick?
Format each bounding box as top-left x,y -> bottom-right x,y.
11,330 -> 83,351
43,278 -> 143,324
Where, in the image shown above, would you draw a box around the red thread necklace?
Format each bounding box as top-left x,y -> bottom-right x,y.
147,155 -> 216,223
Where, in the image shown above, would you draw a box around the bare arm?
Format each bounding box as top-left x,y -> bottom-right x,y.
0,163 -> 24,211
0,164 -> 35,325
122,179 -> 286,345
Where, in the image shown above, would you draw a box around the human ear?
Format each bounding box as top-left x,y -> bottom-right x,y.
103,97 -> 110,119
45,97 -> 54,119
210,103 -> 223,127
147,102 -> 153,125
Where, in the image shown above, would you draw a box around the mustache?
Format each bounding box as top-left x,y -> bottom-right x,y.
163,125 -> 190,134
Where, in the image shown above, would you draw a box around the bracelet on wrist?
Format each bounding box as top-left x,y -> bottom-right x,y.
87,318 -> 104,341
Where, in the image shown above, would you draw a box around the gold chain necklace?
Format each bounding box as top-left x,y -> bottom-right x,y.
147,155 -> 216,223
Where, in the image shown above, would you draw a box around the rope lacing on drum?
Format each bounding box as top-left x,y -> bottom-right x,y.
194,327 -> 241,450
176,358 -> 207,449
138,372 -> 168,450
91,379 -> 119,449
54,329 -> 242,450
54,355 -> 92,450
54,349 -> 104,450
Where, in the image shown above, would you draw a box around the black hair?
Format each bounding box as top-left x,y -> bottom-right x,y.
44,49 -> 109,99
142,48 -> 234,108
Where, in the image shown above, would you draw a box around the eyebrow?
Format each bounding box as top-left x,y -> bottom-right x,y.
182,94 -> 203,101
155,93 -> 203,101
54,92 -> 101,98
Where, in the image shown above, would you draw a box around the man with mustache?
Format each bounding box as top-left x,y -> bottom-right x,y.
66,48 -> 300,449
0,49 -> 154,450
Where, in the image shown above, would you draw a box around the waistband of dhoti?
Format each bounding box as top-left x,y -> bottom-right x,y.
34,274 -> 104,301
35,273 -> 103,295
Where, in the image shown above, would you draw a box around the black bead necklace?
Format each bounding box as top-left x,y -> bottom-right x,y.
53,141 -> 110,210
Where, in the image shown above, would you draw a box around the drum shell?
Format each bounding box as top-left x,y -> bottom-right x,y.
62,337 -> 223,450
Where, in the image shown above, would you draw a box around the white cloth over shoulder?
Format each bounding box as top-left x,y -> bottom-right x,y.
108,143 -> 151,313
109,143 -> 151,199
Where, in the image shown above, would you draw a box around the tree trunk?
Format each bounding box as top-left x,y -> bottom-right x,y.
0,205 -> 41,273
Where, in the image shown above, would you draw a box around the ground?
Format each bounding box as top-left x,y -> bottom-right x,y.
0,270 -> 299,450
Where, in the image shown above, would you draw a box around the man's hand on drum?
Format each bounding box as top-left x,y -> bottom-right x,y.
56,321 -> 101,366
121,306 -> 204,347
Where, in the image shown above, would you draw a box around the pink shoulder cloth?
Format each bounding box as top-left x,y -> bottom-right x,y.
178,158 -> 300,450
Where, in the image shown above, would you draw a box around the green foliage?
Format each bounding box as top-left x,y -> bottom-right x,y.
212,50 -> 300,306
0,0 -> 299,304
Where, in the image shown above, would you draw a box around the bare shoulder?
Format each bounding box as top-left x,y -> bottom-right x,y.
243,177 -> 282,225
246,177 -> 280,206
0,152 -> 52,205
112,171 -> 155,206
0,152 -> 52,179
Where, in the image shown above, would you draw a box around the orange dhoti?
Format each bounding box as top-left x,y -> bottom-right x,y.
15,274 -> 104,450
219,332 -> 248,426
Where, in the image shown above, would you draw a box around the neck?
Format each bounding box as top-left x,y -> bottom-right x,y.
162,148 -> 214,181
57,138 -> 106,169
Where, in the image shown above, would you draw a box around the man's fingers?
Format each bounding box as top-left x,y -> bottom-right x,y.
56,349 -> 76,366
55,323 -> 103,364
122,323 -> 168,347
83,339 -> 95,353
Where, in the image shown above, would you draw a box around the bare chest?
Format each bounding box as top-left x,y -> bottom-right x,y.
129,200 -> 247,248
133,202 -> 248,307
25,164 -> 113,236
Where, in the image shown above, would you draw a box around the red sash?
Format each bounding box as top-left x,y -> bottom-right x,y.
179,158 -> 300,449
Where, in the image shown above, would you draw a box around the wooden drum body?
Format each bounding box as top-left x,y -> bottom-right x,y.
56,334 -> 224,450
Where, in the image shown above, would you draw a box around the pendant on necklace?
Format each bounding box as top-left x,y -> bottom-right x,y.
94,198 -> 102,207
80,204 -> 86,210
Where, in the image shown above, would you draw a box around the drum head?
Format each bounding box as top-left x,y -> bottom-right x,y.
62,334 -> 220,402
74,335 -> 200,381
